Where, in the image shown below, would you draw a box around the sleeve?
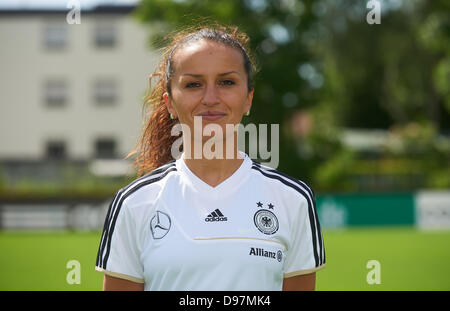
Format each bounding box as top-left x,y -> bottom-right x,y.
283,191 -> 326,278
95,191 -> 145,283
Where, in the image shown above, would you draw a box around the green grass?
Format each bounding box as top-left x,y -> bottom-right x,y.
0,227 -> 449,290
0,230 -> 103,291
317,227 -> 450,290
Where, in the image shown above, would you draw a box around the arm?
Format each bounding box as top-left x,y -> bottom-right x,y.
103,274 -> 145,291
283,188 -> 325,291
282,272 -> 316,291
96,193 -> 146,290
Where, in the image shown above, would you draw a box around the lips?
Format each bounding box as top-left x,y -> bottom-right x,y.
196,111 -> 227,121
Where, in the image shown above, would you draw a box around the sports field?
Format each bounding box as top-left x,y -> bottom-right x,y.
0,227 -> 449,291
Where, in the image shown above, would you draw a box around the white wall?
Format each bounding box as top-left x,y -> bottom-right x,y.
0,12 -> 160,160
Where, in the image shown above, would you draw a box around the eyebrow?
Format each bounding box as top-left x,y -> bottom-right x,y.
181,71 -> 241,78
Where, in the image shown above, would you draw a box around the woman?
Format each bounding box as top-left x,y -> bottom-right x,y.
95,24 -> 325,291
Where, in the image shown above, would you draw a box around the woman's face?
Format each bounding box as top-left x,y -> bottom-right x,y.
164,39 -> 253,143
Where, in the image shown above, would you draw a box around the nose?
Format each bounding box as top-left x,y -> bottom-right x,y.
201,83 -> 219,106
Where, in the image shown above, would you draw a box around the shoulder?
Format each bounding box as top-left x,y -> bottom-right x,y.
249,159 -> 315,206
114,160 -> 178,208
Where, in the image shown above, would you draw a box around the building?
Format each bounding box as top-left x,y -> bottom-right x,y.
0,1 -> 161,181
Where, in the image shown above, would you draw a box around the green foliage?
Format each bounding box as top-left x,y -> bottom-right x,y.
0,172 -> 136,200
433,58 -> 450,114
314,149 -> 357,192
0,166 -> 5,191
387,122 -> 450,189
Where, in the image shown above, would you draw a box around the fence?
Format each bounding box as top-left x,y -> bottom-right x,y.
317,191 -> 450,230
1,191 -> 449,230
0,199 -> 109,230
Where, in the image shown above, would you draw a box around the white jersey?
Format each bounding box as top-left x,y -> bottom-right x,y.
95,152 -> 325,291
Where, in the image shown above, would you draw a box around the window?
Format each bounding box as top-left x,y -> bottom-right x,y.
46,141 -> 67,160
94,22 -> 117,48
43,23 -> 67,50
95,138 -> 117,159
93,79 -> 117,106
44,79 -> 67,107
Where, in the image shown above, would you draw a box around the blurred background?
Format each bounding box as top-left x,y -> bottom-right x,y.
0,0 -> 449,290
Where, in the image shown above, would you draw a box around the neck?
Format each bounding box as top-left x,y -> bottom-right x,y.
182,137 -> 244,188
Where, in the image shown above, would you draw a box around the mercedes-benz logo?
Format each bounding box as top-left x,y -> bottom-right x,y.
150,211 -> 171,239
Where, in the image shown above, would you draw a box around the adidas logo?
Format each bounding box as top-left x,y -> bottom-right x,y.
205,209 -> 228,222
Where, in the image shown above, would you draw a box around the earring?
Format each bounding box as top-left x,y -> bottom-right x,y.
245,110 -> 250,116
170,113 -> 174,120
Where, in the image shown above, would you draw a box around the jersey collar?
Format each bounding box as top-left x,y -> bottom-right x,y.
176,151 -> 251,198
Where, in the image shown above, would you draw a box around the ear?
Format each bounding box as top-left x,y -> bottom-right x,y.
244,88 -> 254,115
163,92 -> 177,118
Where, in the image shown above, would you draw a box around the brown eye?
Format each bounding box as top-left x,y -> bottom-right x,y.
220,79 -> 235,86
186,82 -> 201,88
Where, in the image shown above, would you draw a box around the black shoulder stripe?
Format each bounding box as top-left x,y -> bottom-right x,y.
251,161 -> 324,266
251,165 -> 322,267
103,160 -> 177,235
252,161 -> 315,201
96,190 -> 121,268
98,165 -> 177,269
96,163 -> 176,269
100,160 -> 177,244
96,161 -> 176,268
98,161 -> 176,256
